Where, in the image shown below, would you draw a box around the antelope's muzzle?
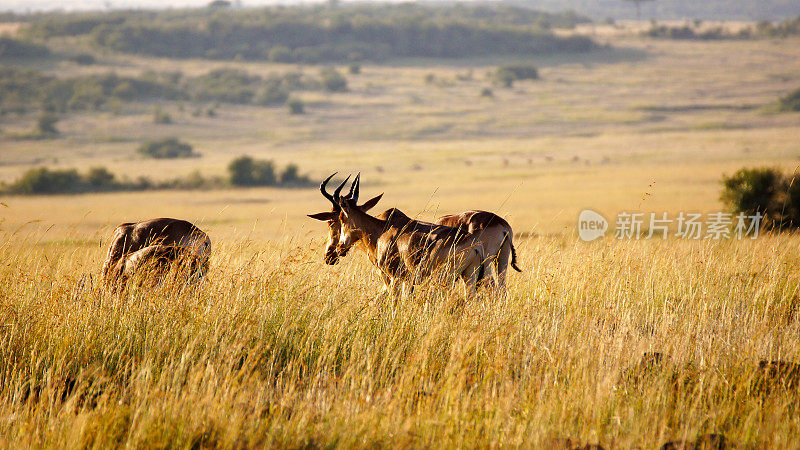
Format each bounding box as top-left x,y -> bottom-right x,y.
324,251 -> 340,265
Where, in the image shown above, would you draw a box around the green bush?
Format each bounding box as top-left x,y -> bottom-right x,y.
137,138 -> 197,159
228,156 -> 311,187
494,64 -> 539,87
778,87 -> 800,112
84,166 -> 116,188
228,156 -> 276,186
70,53 -> 96,65
280,164 -> 311,186
35,113 -> 59,136
319,67 -> 347,92
721,167 -> 800,230
153,106 -> 172,124
287,97 -> 305,114
8,167 -> 82,194
0,37 -> 50,58
255,84 -> 289,106
494,71 -> 514,88
193,68 -> 258,104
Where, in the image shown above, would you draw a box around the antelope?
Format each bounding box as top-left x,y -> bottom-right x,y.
307,175 -> 521,290
314,174 -> 487,296
101,218 -> 211,290
434,210 -> 520,288
306,173 -> 385,266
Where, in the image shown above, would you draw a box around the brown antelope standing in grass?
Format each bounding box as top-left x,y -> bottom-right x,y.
312,174 -> 487,297
434,210 -> 520,288
102,218 -> 211,290
306,173 -> 385,266
308,174 -> 521,290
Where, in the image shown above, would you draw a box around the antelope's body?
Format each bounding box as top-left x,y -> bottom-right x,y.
309,173 -> 488,296
341,196 -> 487,296
345,208 -> 519,290
435,210 -> 520,288
102,218 -> 211,289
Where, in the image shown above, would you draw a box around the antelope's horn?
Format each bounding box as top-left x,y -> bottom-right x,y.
351,172 -> 360,204
333,174 -> 350,203
320,172 -> 337,206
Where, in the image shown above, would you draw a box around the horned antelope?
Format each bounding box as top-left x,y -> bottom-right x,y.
102,218 -> 211,290
308,175 -> 520,290
306,173 -> 385,265
314,174 -> 487,296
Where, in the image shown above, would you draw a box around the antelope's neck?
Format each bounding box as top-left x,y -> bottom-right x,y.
350,210 -> 385,251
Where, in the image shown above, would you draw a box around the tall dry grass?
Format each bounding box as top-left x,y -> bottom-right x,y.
0,232 -> 799,448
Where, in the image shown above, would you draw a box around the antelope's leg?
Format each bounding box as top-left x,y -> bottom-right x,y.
495,240 -> 511,290
458,251 -> 481,297
102,227 -> 131,284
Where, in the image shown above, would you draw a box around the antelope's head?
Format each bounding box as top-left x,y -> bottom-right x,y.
308,173 -> 381,265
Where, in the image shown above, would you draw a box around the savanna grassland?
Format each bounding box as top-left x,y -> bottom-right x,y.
1,14 -> 800,448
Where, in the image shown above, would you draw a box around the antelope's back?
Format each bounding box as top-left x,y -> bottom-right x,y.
436,210 -> 511,233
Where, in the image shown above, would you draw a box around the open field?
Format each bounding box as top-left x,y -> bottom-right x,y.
2,34 -> 800,240
2,22 -> 800,447
2,233 -> 800,448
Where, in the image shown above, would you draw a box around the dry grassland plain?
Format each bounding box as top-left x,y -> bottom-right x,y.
1,23 -> 800,448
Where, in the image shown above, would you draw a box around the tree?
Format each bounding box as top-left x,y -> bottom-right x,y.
779,86 -> 800,112
227,156 -> 277,186
228,156 -> 256,186
319,67 -> 348,92
287,97 -> 305,115
137,138 -> 197,159
623,0 -> 655,20
36,113 -> 59,136
85,166 -> 116,188
720,167 -> 800,230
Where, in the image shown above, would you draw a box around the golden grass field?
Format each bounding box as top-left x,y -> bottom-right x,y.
1,23 -> 800,448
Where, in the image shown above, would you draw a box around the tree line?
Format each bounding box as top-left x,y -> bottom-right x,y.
0,66 -> 345,116
21,4 -> 596,62
1,155 -> 311,195
644,15 -> 800,39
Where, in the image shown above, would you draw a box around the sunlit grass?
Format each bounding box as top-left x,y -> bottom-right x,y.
1,234 -> 799,447
1,23 -> 800,448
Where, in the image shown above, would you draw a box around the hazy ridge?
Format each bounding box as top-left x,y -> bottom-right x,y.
3,0 -> 800,20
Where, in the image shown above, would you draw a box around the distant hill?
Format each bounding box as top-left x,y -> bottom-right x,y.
21,4 -> 596,63
503,0 -> 800,21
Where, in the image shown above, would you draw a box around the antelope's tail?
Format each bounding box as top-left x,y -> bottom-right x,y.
505,231 -> 522,272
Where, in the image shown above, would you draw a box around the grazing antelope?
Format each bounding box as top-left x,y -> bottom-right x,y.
102,218 -> 211,290
319,174 -> 487,296
307,175 -> 521,290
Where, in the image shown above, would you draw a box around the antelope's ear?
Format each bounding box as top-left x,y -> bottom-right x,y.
307,212 -> 338,222
359,193 -> 383,212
